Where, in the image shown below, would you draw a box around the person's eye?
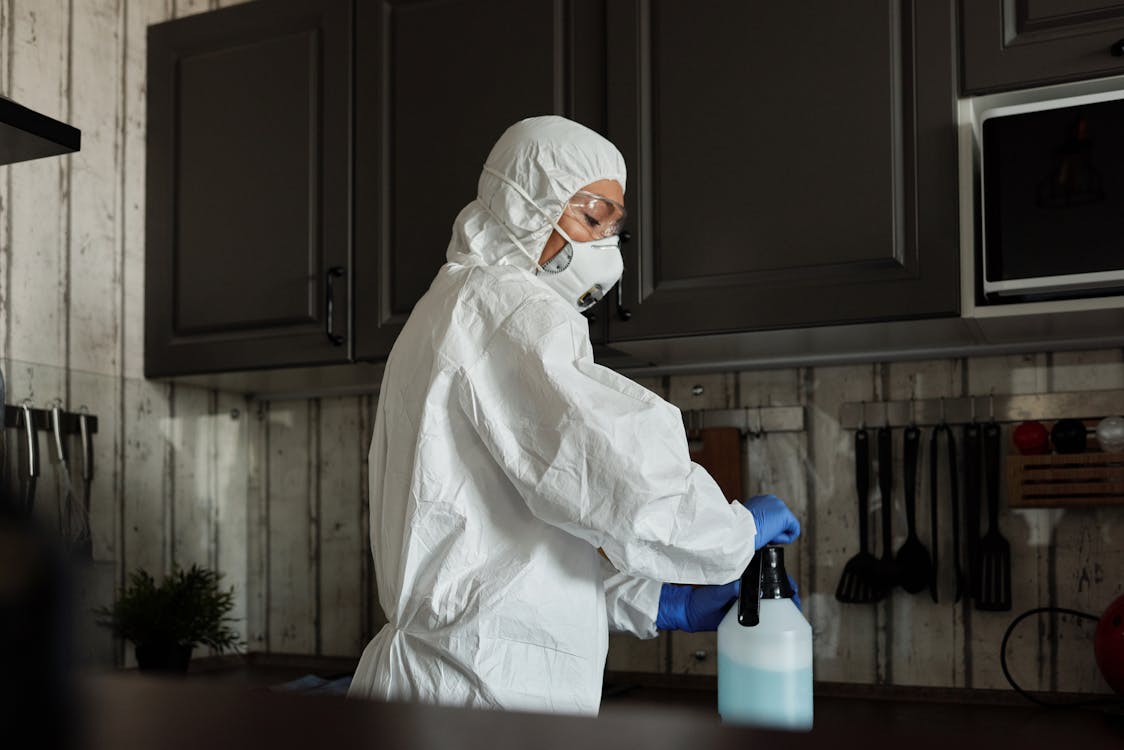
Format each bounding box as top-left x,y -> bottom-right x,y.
583,212 -> 600,228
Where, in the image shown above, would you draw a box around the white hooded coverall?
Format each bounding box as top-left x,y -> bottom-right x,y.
347,116 -> 758,715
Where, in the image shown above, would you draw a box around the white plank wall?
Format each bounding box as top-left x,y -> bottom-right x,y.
0,0 -> 257,668
0,0 -> 1118,696
317,395 -> 365,657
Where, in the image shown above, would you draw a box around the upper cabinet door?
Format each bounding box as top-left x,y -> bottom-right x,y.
353,0 -> 608,361
961,1 -> 1124,94
146,0 -> 352,378
605,1 -> 959,342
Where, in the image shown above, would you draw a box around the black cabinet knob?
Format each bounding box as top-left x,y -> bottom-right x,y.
619,229 -> 632,243
1112,38 -> 1124,57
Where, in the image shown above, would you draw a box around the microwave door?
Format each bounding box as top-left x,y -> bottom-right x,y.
980,90 -> 1124,302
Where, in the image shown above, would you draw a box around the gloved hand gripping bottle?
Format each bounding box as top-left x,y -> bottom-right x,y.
717,544 -> 813,730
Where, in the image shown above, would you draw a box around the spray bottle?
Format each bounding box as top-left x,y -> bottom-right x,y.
717,544 -> 813,730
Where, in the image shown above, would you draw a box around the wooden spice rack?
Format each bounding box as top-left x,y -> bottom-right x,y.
1006,451 -> 1124,508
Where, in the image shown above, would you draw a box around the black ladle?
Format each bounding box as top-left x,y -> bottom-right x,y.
894,425 -> 932,594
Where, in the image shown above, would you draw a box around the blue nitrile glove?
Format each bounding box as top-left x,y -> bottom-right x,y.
742,494 -> 801,550
656,580 -> 741,632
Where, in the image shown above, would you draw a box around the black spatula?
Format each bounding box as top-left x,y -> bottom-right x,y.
836,428 -> 886,604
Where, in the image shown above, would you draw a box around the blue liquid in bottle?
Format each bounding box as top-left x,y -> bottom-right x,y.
717,654 -> 813,731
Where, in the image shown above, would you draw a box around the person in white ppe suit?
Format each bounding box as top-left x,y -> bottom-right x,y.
348,116 -> 801,715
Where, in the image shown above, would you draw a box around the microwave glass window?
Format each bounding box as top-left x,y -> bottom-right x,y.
983,98 -> 1124,285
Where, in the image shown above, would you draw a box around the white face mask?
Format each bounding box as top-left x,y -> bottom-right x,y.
479,165 -> 625,312
537,224 -> 624,312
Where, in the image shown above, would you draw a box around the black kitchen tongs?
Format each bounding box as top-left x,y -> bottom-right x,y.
929,420 -> 962,603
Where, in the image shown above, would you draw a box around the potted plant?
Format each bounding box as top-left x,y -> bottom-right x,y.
97,564 -> 241,673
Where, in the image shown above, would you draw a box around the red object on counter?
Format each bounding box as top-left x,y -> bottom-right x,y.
1012,421 -> 1049,455
1095,593 -> 1124,695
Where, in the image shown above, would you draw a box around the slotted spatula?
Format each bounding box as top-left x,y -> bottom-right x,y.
975,421 -> 1011,611
836,427 -> 886,604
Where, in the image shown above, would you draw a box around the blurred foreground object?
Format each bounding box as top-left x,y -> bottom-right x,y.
0,499 -> 75,748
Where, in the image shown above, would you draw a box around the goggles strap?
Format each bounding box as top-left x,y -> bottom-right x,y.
481,164 -> 577,255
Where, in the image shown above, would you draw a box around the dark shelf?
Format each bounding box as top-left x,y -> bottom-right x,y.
0,95 -> 80,166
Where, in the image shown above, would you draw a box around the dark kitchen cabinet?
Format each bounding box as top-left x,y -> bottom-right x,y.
146,0 -> 353,377
352,0 -> 609,359
961,1 -> 1124,94
147,0 -> 609,378
605,1 -> 960,342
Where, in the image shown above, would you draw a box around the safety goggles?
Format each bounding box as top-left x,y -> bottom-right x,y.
563,190 -> 627,239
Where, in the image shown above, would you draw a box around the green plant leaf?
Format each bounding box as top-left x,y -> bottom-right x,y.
96,564 -> 242,652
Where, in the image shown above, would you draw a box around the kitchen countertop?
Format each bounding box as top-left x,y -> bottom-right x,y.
61,659 -> 1123,749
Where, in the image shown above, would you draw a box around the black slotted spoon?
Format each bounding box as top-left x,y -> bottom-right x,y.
836,427 -> 886,604
976,421 -> 1012,611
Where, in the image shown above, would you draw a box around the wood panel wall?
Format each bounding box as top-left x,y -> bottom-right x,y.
0,0 -> 1118,694
0,0 -> 256,666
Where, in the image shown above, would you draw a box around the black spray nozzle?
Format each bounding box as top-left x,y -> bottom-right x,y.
738,545 -> 795,627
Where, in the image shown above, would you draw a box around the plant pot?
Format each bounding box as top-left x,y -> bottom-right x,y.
135,641 -> 194,674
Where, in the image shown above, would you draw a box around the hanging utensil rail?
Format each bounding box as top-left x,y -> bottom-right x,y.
681,405 -> 804,435
839,389 -> 1124,429
3,404 -> 99,436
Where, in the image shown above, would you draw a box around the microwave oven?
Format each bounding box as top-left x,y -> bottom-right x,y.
979,89 -> 1124,302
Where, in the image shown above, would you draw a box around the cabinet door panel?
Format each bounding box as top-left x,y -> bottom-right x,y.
354,0 -> 606,360
655,3 -> 898,279
962,0 -> 1124,93
606,0 -> 958,341
175,32 -> 317,332
146,0 -> 351,377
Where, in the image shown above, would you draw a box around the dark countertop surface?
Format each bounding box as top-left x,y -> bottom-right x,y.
63,659 -> 1124,750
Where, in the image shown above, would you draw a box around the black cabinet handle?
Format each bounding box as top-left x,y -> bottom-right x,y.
616,229 -> 633,321
326,266 -> 346,346
1112,39 -> 1124,57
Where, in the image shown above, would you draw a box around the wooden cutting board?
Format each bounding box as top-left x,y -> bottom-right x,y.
687,426 -> 744,501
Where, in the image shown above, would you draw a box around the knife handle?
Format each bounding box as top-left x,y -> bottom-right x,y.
50,403 -> 67,463
79,412 -> 94,482
21,403 -> 39,478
